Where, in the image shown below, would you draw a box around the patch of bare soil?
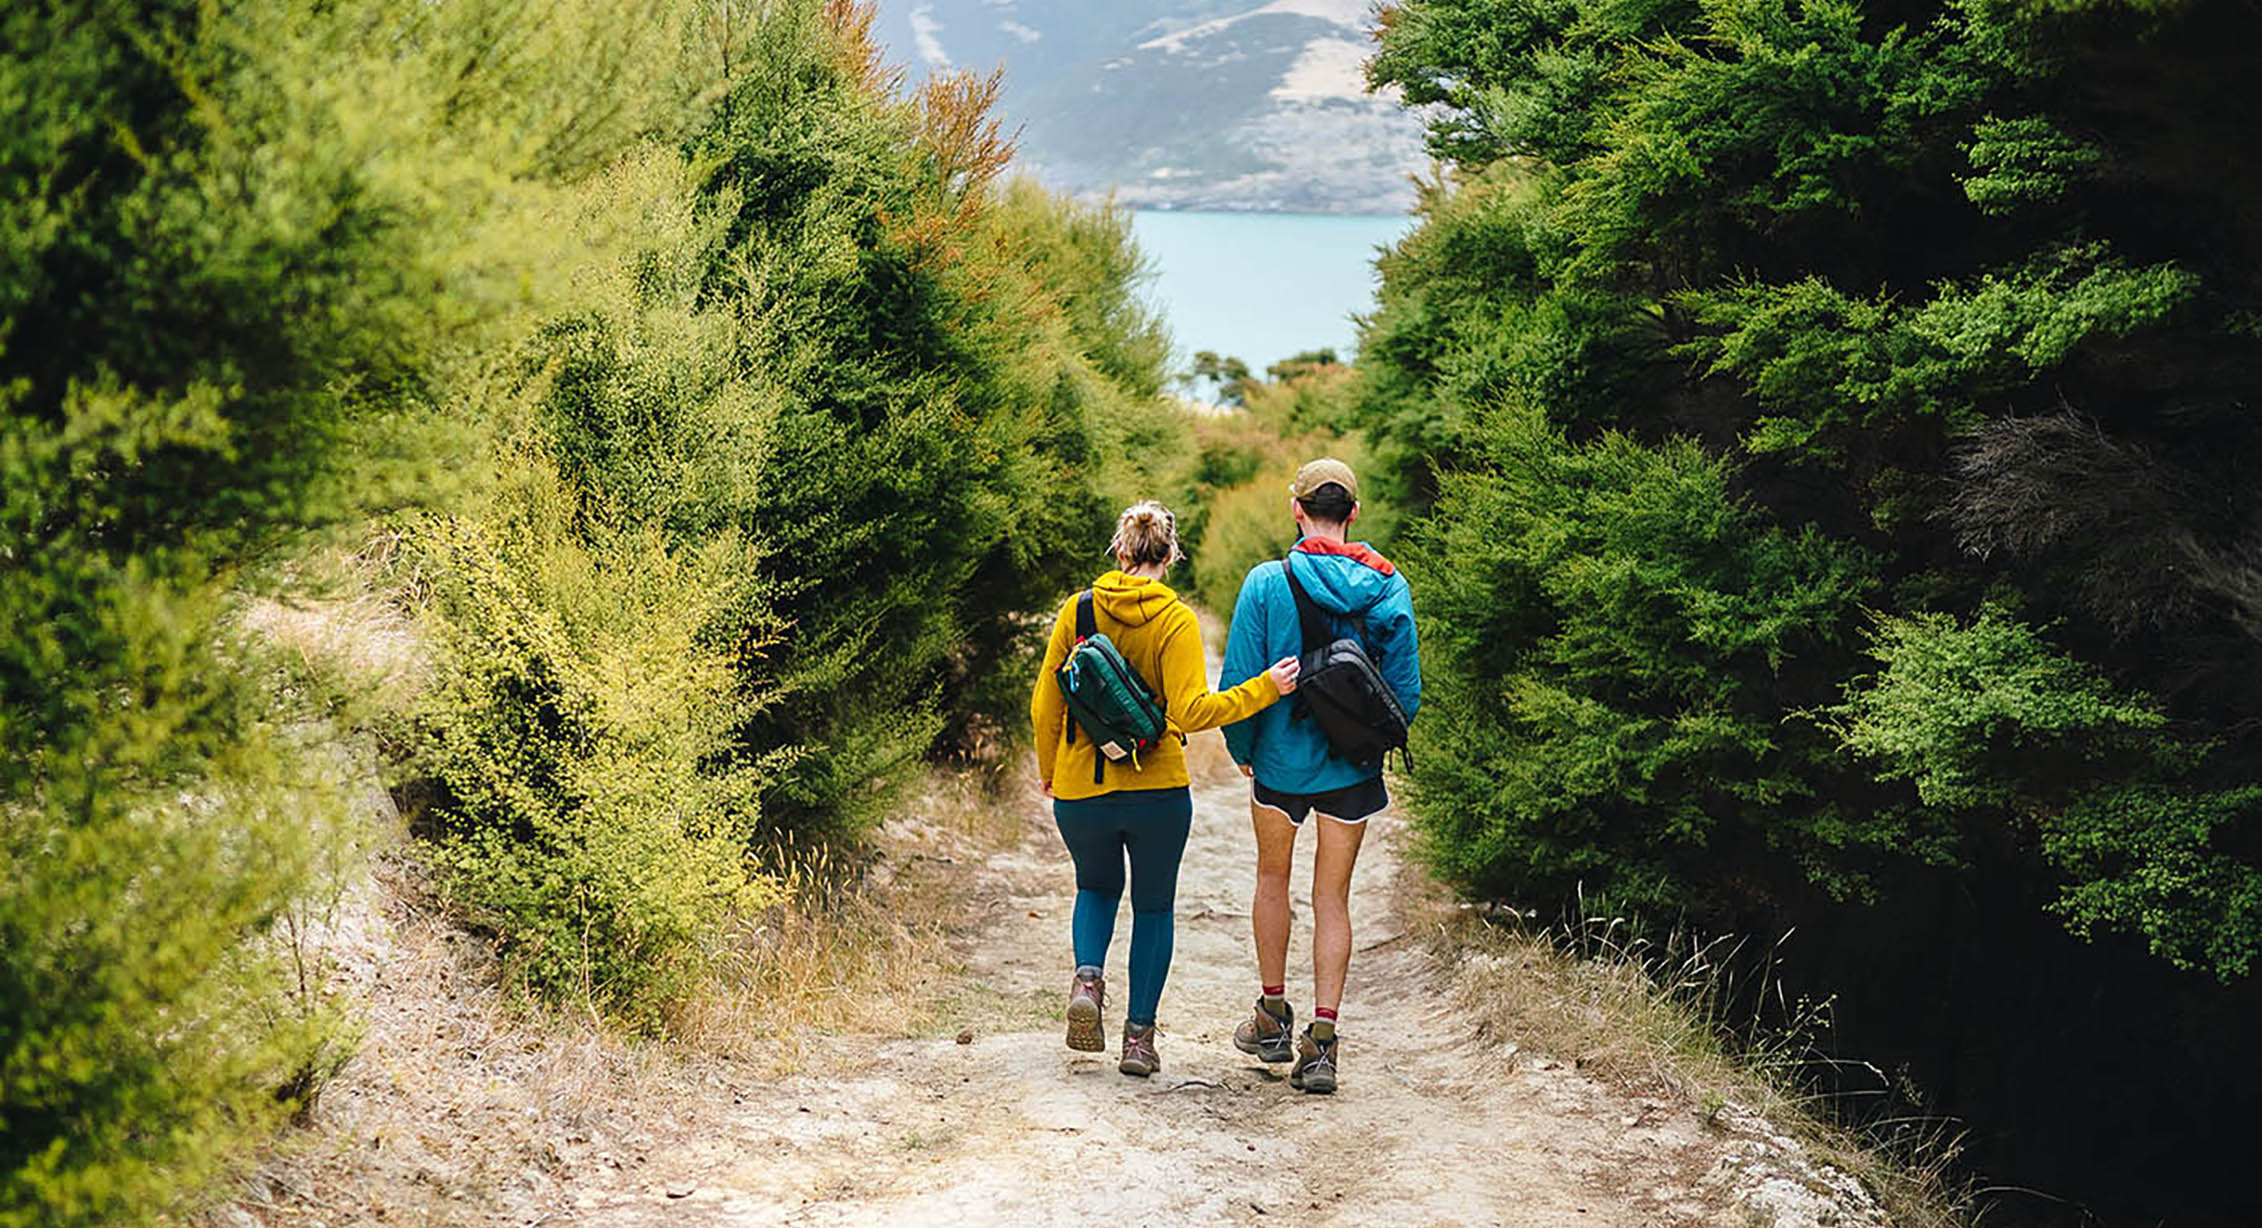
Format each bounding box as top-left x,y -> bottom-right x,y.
214,742 -> 1888,1228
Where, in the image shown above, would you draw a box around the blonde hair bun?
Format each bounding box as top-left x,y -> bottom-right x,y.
1110,500 -> 1181,568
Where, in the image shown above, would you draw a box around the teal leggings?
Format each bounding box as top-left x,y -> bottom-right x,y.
1051,786 -> 1193,1028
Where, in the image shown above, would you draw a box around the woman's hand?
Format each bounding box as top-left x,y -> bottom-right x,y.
1267,655 -> 1301,695
1038,777 -> 1054,799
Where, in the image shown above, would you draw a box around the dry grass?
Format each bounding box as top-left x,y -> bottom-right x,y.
673,766 -> 1035,1065
204,759 -> 1038,1226
235,535 -> 429,722
204,843 -> 695,1226
1406,882 -> 1973,1228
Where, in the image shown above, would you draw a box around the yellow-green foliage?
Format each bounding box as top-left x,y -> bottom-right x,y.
1169,368 -> 1406,613
408,140 -> 791,1019
0,611 -> 356,1227
404,2 -> 1193,1013
1,0 -> 721,1221
415,467 -> 783,1020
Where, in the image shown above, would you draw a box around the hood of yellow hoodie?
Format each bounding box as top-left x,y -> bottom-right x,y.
1090,570 -> 1180,627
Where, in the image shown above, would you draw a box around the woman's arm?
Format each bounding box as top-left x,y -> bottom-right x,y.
1029,601 -> 1075,784
1158,612 -> 1284,735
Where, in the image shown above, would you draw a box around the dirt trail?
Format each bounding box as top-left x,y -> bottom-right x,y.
562,732 -> 1757,1228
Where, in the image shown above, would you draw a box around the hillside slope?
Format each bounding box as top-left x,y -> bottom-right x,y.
870,0 -> 1427,213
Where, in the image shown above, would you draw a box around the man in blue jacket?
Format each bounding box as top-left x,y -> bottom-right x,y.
1219,458 -> 1419,1094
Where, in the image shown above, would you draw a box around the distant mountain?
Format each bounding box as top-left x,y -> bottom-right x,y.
869,0 -> 1426,214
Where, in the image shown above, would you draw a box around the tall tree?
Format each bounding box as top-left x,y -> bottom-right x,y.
1364,0 -> 2262,1219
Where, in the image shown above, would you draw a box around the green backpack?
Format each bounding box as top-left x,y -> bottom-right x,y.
1055,590 -> 1168,784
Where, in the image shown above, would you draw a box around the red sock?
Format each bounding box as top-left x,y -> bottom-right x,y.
1261,984 -> 1285,999
1314,1006 -> 1338,1022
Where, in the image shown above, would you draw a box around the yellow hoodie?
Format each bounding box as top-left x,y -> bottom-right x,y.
1030,571 -> 1281,800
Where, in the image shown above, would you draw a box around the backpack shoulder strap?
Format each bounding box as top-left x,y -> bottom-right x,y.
1063,591 -> 1097,752
1078,590 -> 1105,784
1281,552 -> 1332,652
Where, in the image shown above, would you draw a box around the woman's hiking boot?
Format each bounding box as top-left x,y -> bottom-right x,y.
1288,1025 -> 1338,1094
1232,997 -> 1295,1063
1119,1023 -> 1160,1077
1066,973 -> 1106,1052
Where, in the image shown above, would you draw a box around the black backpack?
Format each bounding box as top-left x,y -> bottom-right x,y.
1282,553 -> 1412,772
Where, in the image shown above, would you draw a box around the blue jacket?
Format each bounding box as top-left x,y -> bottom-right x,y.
1221,538 -> 1421,793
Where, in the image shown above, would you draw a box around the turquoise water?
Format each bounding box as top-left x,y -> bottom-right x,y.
1129,211 -> 1413,377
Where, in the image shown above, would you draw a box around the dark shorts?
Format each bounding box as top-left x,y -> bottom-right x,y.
1251,776 -> 1388,826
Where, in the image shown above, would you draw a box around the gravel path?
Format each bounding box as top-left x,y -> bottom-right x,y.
571,733 -> 1745,1227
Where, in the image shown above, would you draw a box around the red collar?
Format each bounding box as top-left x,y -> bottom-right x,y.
1292,536 -> 1396,577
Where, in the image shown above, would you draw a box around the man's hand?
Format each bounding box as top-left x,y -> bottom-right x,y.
1238,763 -> 1253,778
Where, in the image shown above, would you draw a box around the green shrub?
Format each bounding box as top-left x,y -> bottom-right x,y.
1824,608 -> 2170,813
1365,0 -> 2262,974
0,0 -> 714,1216
679,6 -> 1175,827
2046,784 -> 2262,980
1827,607 -> 2262,978
415,475 -> 782,1020
1403,402 -> 1875,911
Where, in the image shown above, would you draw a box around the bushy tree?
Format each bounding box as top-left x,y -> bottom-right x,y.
0,0 -> 707,1219
399,0 -> 1183,1019
409,146 -> 786,1020
1366,0 -> 2262,1216
1367,0 -> 2262,972
680,2 -> 1173,829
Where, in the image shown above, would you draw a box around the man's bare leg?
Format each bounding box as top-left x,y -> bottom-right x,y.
1310,813 -> 1368,1016
1250,801 -> 1299,991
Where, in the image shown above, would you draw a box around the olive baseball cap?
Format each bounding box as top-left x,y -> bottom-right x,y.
1290,457 -> 1358,501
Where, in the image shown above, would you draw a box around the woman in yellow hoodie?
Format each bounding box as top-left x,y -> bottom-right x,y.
1031,501 -> 1298,1077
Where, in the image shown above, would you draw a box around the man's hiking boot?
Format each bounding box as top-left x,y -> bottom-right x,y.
1289,1026 -> 1338,1094
1232,997 -> 1295,1063
1066,974 -> 1106,1052
1119,1023 -> 1160,1077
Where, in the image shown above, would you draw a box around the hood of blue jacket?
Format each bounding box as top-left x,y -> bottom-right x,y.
1283,541 -> 1398,618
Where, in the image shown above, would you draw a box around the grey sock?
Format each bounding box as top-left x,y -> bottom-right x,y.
1075,964 -> 1102,981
